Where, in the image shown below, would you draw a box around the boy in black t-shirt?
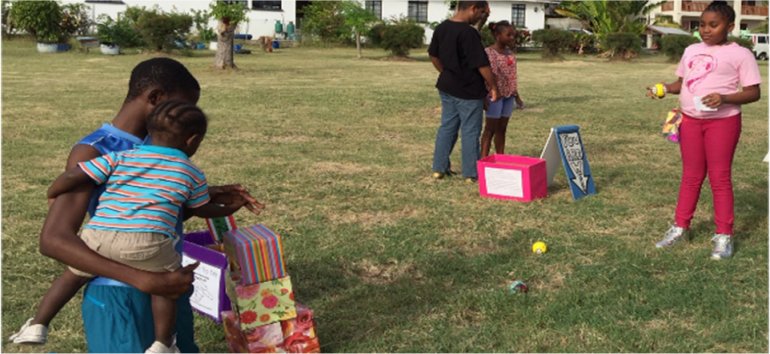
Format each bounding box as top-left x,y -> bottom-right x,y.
428,0 -> 499,182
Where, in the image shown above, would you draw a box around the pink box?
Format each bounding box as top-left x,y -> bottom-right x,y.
477,154 -> 547,202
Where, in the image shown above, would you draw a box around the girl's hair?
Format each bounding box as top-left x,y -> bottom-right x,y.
488,20 -> 512,36
704,0 -> 735,23
147,100 -> 208,140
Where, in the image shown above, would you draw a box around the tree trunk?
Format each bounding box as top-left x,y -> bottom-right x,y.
355,31 -> 362,59
214,20 -> 238,70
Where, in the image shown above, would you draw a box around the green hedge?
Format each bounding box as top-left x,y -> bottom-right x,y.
531,28 -> 573,59
602,32 -> 642,60
660,34 -> 699,62
376,19 -> 424,57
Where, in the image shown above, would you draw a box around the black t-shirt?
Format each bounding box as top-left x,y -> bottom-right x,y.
428,20 -> 490,100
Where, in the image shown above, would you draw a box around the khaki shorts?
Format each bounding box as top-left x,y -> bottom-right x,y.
69,229 -> 181,278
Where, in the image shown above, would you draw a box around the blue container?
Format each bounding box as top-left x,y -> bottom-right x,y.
272,40 -> 279,49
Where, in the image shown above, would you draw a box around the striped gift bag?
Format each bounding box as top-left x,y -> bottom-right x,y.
224,224 -> 287,284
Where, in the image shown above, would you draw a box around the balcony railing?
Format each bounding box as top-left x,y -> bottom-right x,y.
681,1 -> 710,13
660,1 -> 767,16
742,5 -> 768,16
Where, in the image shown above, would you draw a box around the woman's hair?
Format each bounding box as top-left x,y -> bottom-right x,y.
488,20 -> 513,37
147,100 -> 208,140
704,0 -> 735,23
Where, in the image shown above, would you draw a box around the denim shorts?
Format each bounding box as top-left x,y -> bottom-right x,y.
486,96 -> 516,118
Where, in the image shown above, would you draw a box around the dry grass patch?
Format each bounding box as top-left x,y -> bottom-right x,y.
350,258 -> 423,285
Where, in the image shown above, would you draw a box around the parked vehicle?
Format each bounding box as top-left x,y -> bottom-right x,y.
749,33 -> 768,60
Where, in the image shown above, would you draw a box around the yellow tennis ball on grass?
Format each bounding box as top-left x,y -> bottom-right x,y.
532,241 -> 547,254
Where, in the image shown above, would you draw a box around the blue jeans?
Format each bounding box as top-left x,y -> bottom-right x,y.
432,91 -> 484,178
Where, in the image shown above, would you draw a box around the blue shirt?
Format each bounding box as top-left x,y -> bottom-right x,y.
77,123 -> 146,217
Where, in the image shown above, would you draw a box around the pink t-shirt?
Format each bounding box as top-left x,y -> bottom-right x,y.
676,42 -> 762,119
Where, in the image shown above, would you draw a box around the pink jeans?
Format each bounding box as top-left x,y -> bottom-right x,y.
674,113 -> 741,235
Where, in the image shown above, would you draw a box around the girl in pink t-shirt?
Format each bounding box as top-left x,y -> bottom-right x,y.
647,0 -> 762,259
481,21 -> 525,158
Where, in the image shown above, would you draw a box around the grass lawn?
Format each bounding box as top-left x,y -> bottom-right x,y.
2,37 -> 767,352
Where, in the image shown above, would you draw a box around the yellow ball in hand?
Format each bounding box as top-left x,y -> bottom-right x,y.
532,241 -> 547,254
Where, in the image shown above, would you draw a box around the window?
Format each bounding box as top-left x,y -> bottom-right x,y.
408,1 -> 428,23
365,0 -> 382,19
221,0 -> 247,6
252,1 -> 281,11
511,4 -> 526,28
758,36 -> 767,44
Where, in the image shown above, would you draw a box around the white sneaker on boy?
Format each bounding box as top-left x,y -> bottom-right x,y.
145,339 -> 181,354
9,318 -> 48,344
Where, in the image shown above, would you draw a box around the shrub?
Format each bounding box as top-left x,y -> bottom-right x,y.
96,15 -> 142,48
60,3 -> 91,36
367,22 -> 386,47
191,9 -> 216,43
515,28 -> 531,48
531,28 -> 573,59
601,32 -> 642,60
730,36 -> 754,50
9,0 -> 67,43
300,1 -> 350,44
572,32 -> 596,54
127,6 -> 192,52
378,18 -> 424,57
660,34 -> 699,61
480,25 -> 494,47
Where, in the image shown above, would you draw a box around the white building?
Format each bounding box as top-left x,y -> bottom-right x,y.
65,0 -> 551,44
646,0 -> 769,36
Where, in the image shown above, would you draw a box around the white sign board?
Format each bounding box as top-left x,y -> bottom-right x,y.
181,255 -> 223,320
484,167 -> 524,197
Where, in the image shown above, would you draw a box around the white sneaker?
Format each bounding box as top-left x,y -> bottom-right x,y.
9,318 -> 48,344
145,340 -> 180,353
655,225 -> 686,248
710,234 -> 733,260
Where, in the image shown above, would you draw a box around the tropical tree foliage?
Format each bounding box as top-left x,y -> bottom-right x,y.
556,0 -> 663,59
